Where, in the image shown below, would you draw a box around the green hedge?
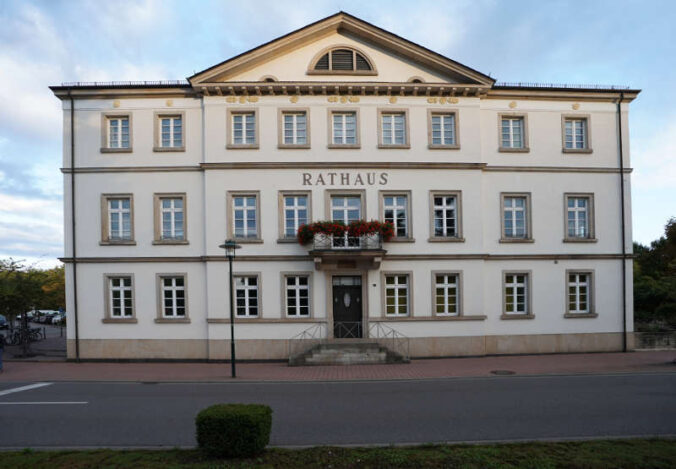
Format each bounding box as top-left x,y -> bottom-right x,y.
195,404 -> 272,458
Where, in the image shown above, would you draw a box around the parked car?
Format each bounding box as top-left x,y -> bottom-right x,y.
52,312 -> 66,326
0,315 -> 7,329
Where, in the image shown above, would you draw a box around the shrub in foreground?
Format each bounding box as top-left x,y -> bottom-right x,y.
195,403 -> 272,458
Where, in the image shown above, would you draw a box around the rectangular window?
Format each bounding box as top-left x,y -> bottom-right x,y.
564,118 -> 588,150
502,194 -> 530,240
432,193 -> 459,238
332,112 -> 357,145
331,195 -> 361,247
430,112 -> 457,147
501,116 -> 524,149
504,273 -> 529,315
380,112 -> 406,146
233,195 -> 258,239
282,112 -> 307,145
108,197 -> 132,241
285,275 -> 310,317
108,116 -> 130,149
161,276 -> 186,317
160,116 -> 183,148
235,276 -> 259,317
435,273 -> 459,316
383,194 -> 408,238
384,274 -> 409,316
566,195 -> 592,239
160,197 -> 185,240
283,195 -> 308,237
109,276 -> 133,317
568,272 -> 591,314
232,112 -> 256,145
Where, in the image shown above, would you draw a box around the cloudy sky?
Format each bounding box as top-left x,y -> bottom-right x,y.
0,0 -> 674,267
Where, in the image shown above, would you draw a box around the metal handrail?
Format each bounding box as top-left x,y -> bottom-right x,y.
288,322 -> 327,359
368,322 -> 410,361
312,233 -> 382,250
333,321 -> 363,339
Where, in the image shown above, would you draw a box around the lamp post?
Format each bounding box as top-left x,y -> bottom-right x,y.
219,239 -> 241,377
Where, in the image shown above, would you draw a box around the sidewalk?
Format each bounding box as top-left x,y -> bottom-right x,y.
1,350 -> 674,383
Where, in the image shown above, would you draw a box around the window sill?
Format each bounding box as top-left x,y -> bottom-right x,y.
207,318 -> 324,324
428,144 -> 460,150
387,237 -> 415,243
562,148 -> 593,154
226,144 -> 259,150
563,238 -> 598,243
277,238 -> 299,244
278,144 -> 311,149
434,315 -> 487,321
102,318 -> 137,324
498,147 -> 530,153
428,237 -> 465,243
564,313 -> 598,319
377,144 -> 410,149
500,314 -> 535,320
100,147 -> 132,153
233,238 -> 264,244
154,318 -> 190,324
153,146 -> 185,153
499,238 -> 535,243
327,144 -> 361,149
99,240 -> 136,246
152,240 -> 189,245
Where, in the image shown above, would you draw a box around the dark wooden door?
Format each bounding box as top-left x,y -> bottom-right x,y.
333,284 -> 362,338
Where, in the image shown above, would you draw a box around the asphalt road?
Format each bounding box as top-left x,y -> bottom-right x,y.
0,373 -> 674,448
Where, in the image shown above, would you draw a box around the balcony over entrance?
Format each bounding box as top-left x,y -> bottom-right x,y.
309,233 -> 386,270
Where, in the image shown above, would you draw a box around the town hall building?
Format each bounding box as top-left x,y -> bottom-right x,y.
51,12 -> 638,361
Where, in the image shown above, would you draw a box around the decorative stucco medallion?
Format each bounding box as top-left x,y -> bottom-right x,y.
165,99 -> 173,107
289,95 -> 299,103
389,96 -> 397,104
112,100 -> 120,108
572,103 -> 580,110
509,101 -> 517,109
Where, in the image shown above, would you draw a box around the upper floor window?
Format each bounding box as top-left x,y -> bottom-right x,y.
428,111 -> 459,149
500,115 -> 528,151
430,192 -> 463,241
101,194 -> 134,244
564,194 -> 595,241
330,111 -> 359,147
154,194 -> 187,244
501,193 -> 532,242
282,194 -> 309,238
563,116 -> 592,153
101,114 -> 132,153
379,111 -> 408,147
381,192 -> 410,239
311,47 -> 374,73
281,111 -> 308,147
232,112 -> 256,145
161,116 -> 182,148
227,191 -> 261,242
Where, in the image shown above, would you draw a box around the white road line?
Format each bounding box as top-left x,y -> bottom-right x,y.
0,382 -> 52,397
0,402 -> 88,405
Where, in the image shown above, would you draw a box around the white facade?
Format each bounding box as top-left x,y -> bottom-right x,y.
53,13 -> 638,360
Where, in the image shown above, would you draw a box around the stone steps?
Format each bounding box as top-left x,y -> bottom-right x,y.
289,341 -> 408,366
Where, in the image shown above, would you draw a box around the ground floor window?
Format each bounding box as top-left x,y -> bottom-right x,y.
434,273 -> 459,316
504,273 -> 529,315
161,276 -> 186,317
235,275 -> 259,317
285,275 -> 310,317
567,272 -> 592,314
108,276 -> 133,317
384,274 -> 409,316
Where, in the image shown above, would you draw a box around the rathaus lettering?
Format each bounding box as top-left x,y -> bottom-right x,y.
302,172 -> 389,186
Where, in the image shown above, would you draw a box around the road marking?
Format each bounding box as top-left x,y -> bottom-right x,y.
0,402 -> 88,405
0,382 -> 52,397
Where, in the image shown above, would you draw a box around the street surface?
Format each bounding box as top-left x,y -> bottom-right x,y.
0,372 -> 674,448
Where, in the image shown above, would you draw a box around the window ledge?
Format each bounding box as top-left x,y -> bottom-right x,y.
277,238 -> 299,244
500,314 -> 535,320
102,318 -> 137,324
154,318 -> 190,324
153,146 -> 185,153
428,237 -> 465,243
152,240 -> 189,245
234,238 -> 264,244
499,238 -> 535,243
428,144 -> 460,150
327,144 -> 361,149
564,313 -> 598,319
435,315 -> 487,321
377,144 -> 410,149
226,144 -> 259,150
387,237 -> 415,243
562,148 -> 593,154
207,318 -> 324,324
99,240 -> 136,246
100,147 -> 132,153
563,238 -> 598,243
278,144 -> 311,149
499,147 -> 530,153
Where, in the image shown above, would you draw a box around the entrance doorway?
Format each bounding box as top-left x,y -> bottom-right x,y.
332,276 -> 362,338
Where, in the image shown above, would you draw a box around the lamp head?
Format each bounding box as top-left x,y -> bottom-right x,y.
218,239 -> 241,259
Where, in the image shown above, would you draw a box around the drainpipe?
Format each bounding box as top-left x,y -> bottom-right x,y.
616,92 -> 628,352
68,90 -> 80,362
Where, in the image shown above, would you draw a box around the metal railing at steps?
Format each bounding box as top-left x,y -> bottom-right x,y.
312,233 -> 382,250
369,322 -> 410,362
288,322 -> 328,359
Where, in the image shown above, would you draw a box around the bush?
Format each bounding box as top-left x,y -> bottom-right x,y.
195,404 -> 272,458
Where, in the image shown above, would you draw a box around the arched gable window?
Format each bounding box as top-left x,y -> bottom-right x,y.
309,47 -> 376,74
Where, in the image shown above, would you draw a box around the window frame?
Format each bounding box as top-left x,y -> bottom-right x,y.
153,193 -> 188,245
379,190 -> 413,242
153,111 -> 185,152
103,274 -> 137,323
227,108 -> 259,149
281,271 -> 313,318
278,108 -> 311,149
307,45 -> 377,76
565,270 -> 597,318
563,193 -> 596,242
101,113 -> 133,153
428,190 -> 464,242
498,113 -> 529,153
380,271 -> 413,318
500,192 -> 534,243
427,109 -> 460,150
327,108 -> 361,149
377,108 -> 410,149
501,271 -> 534,319
234,273 -> 262,318
100,193 -> 135,245
325,189 -> 366,225
226,191 -> 262,243
561,114 -> 593,154
277,190 -> 312,243
431,271 -> 462,317
155,273 -> 190,323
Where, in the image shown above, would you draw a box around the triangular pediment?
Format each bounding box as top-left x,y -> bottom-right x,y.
189,12 -> 494,86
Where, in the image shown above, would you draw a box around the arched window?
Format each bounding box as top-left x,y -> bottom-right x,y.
310,47 -> 375,73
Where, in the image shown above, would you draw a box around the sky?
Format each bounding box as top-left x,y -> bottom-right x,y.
0,0 -> 674,268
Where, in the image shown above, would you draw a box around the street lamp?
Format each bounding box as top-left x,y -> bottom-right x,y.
219,239 -> 241,377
